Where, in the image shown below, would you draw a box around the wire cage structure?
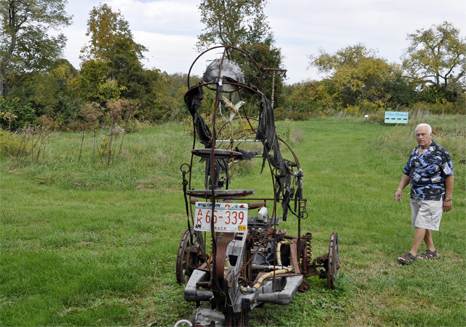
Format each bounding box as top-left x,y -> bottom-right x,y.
176,45 -> 340,327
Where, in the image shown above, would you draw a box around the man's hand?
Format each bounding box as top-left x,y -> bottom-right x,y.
443,200 -> 452,212
395,175 -> 409,203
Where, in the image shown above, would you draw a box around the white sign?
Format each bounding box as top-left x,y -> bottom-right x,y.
194,202 -> 248,232
385,111 -> 409,124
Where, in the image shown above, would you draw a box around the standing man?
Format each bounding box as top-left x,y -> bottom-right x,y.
394,123 -> 454,265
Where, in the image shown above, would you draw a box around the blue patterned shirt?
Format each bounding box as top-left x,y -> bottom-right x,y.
403,140 -> 454,200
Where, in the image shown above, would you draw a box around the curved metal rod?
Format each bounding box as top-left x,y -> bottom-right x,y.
277,136 -> 301,170
226,45 -> 264,91
186,79 -> 263,98
187,45 -> 226,89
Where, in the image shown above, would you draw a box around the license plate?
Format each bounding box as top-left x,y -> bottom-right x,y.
194,202 -> 248,232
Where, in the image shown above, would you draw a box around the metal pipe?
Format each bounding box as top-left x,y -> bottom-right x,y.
253,267 -> 293,288
251,264 -> 287,271
276,240 -> 289,266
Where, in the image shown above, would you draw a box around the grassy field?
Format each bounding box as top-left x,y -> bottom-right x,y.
1,116 -> 465,326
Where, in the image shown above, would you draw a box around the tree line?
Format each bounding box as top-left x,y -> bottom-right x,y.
1,0 -> 465,131
284,22 -> 465,119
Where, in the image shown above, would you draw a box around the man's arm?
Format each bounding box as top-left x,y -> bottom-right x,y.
443,175 -> 454,212
394,174 -> 410,202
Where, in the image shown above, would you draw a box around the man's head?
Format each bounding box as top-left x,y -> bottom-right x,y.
415,123 -> 433,148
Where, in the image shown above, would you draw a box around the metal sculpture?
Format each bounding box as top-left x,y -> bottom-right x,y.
177,45 -> 340,327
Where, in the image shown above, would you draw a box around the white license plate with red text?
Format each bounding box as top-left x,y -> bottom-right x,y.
194,202 -> 248,232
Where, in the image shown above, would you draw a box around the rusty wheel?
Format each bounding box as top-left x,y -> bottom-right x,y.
327,232 -> 340,289
176,227 -> 206,284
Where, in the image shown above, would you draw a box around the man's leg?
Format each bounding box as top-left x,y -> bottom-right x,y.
409,228 -> 427,256
398,200 -> 421,263
398,228 -> 426,263
423,229 -> 435,252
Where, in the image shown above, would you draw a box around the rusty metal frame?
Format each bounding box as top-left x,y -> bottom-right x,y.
177,45 -> 340,327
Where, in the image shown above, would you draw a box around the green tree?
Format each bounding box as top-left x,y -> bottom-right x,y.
402,21 -> 466,92
383,74 -> 420,107
240,35 -> 285,106
5,59 -> 81,126
0,0 -> 72,97
77,59 -> 123,106
196,0 -> 270,51
197,0 -> 285,107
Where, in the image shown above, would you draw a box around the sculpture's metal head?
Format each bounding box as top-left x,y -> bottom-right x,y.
202,58 -> 244,92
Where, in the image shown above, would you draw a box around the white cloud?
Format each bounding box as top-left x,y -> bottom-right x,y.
106,0 -> 202,34
134,31 -> 198,73
62,0 -> 466,84
266,0 -> 466,82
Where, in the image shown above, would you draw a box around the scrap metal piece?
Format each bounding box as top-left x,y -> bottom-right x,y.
256,275 -> 303,305
193,307 -> 225,327
298,279 -> 311,293
184,269 -> 212,301
191,148 -> 243,160
327,232 -> 340,289
186,189 -> 255,199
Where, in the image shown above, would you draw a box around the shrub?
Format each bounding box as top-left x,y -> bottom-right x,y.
0,129 -> 23,156
36,115 -> 60,130
0,97 -> 36,129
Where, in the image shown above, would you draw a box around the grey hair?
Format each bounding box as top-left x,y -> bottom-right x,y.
415,123 -> 432,134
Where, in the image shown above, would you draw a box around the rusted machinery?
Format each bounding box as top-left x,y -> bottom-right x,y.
177,46 -> 340,327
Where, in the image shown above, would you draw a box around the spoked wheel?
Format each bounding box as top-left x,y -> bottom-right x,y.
327,232 -> 340,289
176,227 -> 206,284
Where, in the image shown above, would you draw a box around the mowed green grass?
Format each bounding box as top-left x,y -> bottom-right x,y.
1,118 -> 465,326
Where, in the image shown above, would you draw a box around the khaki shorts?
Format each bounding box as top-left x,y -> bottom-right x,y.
410,199 -> 443,231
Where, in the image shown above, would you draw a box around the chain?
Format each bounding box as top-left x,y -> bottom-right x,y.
180,163 -> 192,243
299,198 -> 308,219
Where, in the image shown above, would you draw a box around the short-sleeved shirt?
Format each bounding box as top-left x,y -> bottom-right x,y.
403,140 -> 454,200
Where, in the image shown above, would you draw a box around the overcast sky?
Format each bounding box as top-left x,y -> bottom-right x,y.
61,0 -> 466,84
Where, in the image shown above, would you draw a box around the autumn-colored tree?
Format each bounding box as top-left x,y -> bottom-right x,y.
80,3 -> 146,62
402,21 -> 466,92
309,44 -> 401,109
79,4 -> 173,120
79,4 -> 144,107
309,44 -> 379,76
287,80 -> 336,112
0,0 -> 72,97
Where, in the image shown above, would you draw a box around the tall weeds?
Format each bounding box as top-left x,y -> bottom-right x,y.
0,126 -> 51,163
79,102 -> 102,164
105,99 -> 138,165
